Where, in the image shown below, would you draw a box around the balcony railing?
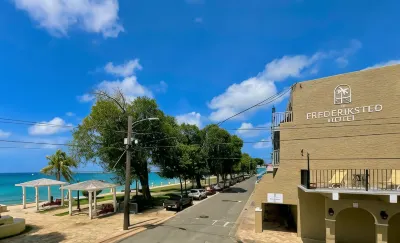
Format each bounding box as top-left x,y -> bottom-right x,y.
272,150 -> 280,167
300,169 -> 400,192
272,111 -> 293,128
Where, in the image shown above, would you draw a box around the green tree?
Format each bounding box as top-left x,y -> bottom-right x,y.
41,149 -> 78,182
71,91 -> 178,200
202,124 -> 231,184
253,158 -> 264,166
179,123 -> 208,188
240,153 -> 252,174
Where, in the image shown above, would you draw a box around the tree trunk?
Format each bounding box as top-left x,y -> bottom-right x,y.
217,174 -> 220,184
196,174 -> 201,188
56,171 -> 60,181
184,179 -> 187,193
135,180 -> 138,196
179,177 -> 183,196
139,173 -> 151,200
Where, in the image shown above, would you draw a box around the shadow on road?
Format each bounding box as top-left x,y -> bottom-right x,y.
221,187 -> 247,193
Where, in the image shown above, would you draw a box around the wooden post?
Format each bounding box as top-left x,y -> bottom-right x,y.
22,186 -> 26,209
48,186 -> 51,202
89,191 -> 93,220
68,189 -> 72,215
61,188 -> 64,206
93,191 -> 97,217
113,187 -> 117,213
35,186 -> 39,211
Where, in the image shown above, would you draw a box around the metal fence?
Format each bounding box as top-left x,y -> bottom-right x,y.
272,111 -> 293,127
301,169 -> 400,191
272,150 -> 280,167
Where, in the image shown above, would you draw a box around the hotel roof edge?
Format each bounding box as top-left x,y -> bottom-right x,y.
296,64 -> 400,85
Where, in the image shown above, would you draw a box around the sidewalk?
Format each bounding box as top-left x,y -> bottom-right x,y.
235,193 -> 302,243
4,202 -> 175,243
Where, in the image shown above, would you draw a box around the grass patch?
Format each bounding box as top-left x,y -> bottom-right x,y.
54,211 -> 69,216
150,178 -> 218,193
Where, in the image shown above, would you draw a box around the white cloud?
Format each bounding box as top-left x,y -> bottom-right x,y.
77,94 -> 95,103
335,39 -> 362,68
97,76 -> 153,102
28,117 -> 73,135
154,80 -> 168,93
236,122 -> 270,138
207,40 -> 362,122
253,139 -> 271,149
0,129 -> 11,138
66,112 -> 75,117
364,60 -> 400,70
81,59 -> 153,103
12,0 -> 124,38
194,17 -> 203,23
176,112 -> 202,128
105,59 -> 142,77
261,53 -> 323,81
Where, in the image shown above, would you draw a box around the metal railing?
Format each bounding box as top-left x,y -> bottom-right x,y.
300,169 -> 400,191
272,111 -> 293,128
272,150 -> 280,167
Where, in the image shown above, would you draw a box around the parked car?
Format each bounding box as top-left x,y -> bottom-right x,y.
205,186 -> 216,195
188,189 -> 207,200
212,184 -> 223,191
218,181 -> 230,189
163,193 -> 193,211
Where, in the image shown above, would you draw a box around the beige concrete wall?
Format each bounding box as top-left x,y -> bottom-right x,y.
336,208 -> 375,243
253,64 -> 400,206
298,189 -> 325,241
388,213 -> 400,243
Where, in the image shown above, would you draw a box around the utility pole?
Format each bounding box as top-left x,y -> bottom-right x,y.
123,116 -> 133,230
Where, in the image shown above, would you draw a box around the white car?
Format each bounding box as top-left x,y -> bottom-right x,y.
188,189 -> 207,200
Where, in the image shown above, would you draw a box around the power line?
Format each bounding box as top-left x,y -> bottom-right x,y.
0,117 -> 75,128
1,130 -> 399,150
217,87 -> 292,126
225,117 -> 400,132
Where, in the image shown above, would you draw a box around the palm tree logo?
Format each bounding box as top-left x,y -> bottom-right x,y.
334,84 -> 351,104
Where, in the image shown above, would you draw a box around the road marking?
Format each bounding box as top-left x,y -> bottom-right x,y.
223,222 -> 230,227
212,220 -> 217,225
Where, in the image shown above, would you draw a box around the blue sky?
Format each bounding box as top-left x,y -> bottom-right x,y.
0,0 -> 399,172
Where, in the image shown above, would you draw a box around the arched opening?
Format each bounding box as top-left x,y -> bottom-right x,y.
389,213 -> 400,243
336,208 -> 375,243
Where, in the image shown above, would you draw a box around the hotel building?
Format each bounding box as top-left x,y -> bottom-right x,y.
254,64 -> 400,243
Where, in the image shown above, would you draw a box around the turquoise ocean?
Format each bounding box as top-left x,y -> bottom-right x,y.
0,168 -> 266,205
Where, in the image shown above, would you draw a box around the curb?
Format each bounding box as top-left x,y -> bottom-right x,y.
98,214 -> 175,243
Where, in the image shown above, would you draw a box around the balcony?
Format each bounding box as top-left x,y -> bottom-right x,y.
272,111 -> 293,129
300,169 -> 400,193
272,150 -> 280,167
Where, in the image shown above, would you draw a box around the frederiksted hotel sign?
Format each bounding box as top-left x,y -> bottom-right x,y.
306,84 -> 383,123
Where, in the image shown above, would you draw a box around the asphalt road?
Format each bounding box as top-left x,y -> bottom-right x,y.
119,176 -> 256,243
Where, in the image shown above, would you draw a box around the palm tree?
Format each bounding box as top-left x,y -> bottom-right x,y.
41,149 -> 78,182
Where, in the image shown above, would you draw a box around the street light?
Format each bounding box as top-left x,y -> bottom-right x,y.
123,116 -> 159,230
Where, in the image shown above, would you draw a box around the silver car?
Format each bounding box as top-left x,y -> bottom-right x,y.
188,189 -> 207,200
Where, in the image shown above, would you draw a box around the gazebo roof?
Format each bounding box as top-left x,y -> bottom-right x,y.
61,180 -> 117,191
15,178 -> 68,187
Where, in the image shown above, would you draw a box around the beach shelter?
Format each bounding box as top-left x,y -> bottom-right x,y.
61,180 -> 118,219
15,178 -> 68,211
